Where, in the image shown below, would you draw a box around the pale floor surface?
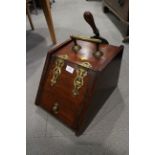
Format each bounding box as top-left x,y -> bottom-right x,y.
26,0 -> 129,154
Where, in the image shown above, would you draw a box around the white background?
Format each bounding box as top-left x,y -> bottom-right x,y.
0,0 -> 155,154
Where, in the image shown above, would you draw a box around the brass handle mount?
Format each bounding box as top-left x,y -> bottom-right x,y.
71,35 -> 101,53
71,35 -> 103,59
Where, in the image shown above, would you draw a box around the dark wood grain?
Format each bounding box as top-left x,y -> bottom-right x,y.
35,38 -> 124,135
75,48 -> 123,135
54,40 -> 122,71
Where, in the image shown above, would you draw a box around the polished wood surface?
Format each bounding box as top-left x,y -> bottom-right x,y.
35,38 -> 124,135
54,40 -> 123,71
76,51 -> 123,135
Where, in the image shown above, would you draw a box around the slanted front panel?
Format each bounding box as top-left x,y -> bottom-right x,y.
37,56 -> 93,129
44,57 -> 90,108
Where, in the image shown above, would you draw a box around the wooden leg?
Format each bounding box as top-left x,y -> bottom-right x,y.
26,6 -> 35,30
41,0 -> 57,44
32,0 -> 38,14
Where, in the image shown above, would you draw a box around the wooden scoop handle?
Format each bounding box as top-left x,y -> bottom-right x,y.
83,11 -> 100,37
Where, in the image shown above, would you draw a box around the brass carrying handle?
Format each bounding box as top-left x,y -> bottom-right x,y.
71,35 -> 102,44
71,35 -> 103,59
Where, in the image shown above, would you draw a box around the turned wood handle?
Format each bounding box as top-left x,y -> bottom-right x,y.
83,11 -> 100,36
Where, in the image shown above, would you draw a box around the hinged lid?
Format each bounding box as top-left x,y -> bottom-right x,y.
52,39 -> 123,71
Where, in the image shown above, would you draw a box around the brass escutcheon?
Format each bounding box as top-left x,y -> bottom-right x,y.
72,67 -> 87,96
51,58 -> 65,86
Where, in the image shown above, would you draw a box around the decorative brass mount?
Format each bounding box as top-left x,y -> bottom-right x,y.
51,58 -> 65,86
93,50 -> 103,59
78,61 -> 92,69
71,35 -> 104,59
73,68 -> 87,96
57,54 -> 69,60
51,54 -> 92,96
72,62 -> 92,96
51,54 -> 68,86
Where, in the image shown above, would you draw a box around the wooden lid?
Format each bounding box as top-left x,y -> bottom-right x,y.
50,39 -> 123,71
